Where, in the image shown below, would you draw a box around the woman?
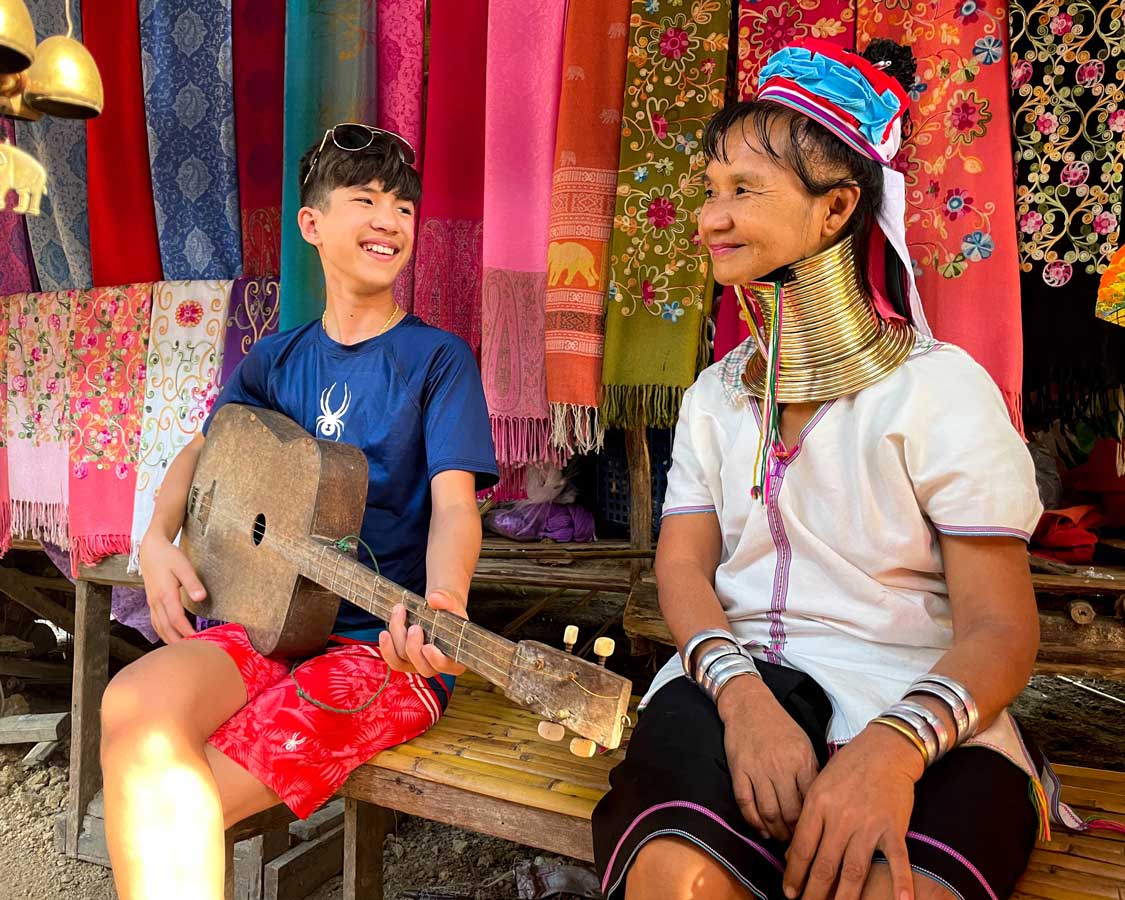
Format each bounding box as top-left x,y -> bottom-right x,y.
593,39 -> 1054,900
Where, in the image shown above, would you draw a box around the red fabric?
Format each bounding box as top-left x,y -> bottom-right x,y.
412,0 -> 488,352
83,0 -> 162,287
232,0 -> 285,276
192,624 -> 443,819
1064,439 -> 1125,529
1031,506 -> 1104,564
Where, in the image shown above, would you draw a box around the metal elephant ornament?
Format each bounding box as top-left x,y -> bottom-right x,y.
0,140 -> 47,215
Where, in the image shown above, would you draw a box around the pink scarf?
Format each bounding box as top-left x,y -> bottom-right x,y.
480,0 -> 568,477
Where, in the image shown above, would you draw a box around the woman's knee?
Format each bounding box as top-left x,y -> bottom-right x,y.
625,837 -> 752,900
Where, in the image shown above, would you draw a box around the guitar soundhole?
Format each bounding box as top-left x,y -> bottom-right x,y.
252,513 -> 267,546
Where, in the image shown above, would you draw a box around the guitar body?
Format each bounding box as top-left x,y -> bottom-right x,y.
182,404 -> 369,658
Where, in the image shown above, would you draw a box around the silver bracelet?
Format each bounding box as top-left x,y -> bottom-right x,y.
708,655 -> 762,704
695,643 -> 743,688
911,675 -> 978,739
897,699 -> 951,760
682,628 -> 741,681
907,682 -> 969,744
883,704 -> 939,763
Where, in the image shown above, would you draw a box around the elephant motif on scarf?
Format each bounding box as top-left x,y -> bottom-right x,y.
0,142 -> 47,216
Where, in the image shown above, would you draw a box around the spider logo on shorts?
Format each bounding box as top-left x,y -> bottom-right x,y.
283,733 -> 307,752
315,382 -> 351,440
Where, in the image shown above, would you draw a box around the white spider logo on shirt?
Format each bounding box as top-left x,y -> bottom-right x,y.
315,382 -> 351,440
282,733 -> 306,752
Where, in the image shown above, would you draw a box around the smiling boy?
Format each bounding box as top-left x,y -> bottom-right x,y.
100,126 -> 498,899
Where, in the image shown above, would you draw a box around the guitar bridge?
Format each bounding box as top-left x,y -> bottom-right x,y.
188,481 -> 217,534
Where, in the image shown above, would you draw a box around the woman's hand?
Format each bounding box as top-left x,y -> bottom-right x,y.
718,676 -> 820,842
378,590 -> 468,678
783,725 -> 923,900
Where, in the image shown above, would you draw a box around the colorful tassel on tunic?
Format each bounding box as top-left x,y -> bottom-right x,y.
16,2 -> 92,291
6,291 -> 76,548
279,0 -> 378,330
480,0 -> 568,472
601,0 -> 731,428
84,0 -> 163,287
544,0 -> 631,455
735,283 -> 783,502
221,276 -> 280,386
129,281 -> 231,570
140,0 -> 242,280
232,0 -> 285,277
411,0 -> 487,347
68,285 -> 153,569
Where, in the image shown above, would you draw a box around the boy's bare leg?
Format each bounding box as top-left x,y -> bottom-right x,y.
101,639 -> 281,900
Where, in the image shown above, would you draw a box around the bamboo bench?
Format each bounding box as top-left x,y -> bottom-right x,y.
339,673 -> 1125,900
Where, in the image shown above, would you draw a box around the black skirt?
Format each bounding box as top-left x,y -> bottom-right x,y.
592,661 -> 1041,900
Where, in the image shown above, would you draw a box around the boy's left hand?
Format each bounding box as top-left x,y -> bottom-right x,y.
379,589 -> 468,678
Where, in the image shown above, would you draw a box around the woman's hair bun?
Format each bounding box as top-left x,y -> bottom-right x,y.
862,39 -> 917,93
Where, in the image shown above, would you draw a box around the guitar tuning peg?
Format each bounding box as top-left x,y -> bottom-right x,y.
594,636 -> 616,667
570,737 -> 597,758
563,625 -> 579,653
537,721 -> 566,742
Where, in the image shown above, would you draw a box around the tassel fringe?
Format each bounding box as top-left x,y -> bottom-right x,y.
70,533 -> 133,575
549,403 -> 604,455
1028,777 -> 1051,842
0,500 -> 10,558
1002,388 -> 1025,441
490,415 -> 569,469
11,499 -> 69,550
600,384 -> 686,429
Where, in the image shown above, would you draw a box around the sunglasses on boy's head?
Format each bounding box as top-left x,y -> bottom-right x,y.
302,123 -> 417,184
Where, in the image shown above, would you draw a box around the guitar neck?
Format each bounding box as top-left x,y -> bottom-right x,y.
294,538 -> 516,690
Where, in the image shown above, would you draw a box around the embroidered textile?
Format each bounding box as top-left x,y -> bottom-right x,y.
233,0 -> 285,277
544,0 -> 631,454
857,0 -> 1025,431
601,0 -> 731,428
1099,246 -> 1125,328
16,2 -> 91,291
0,124 -> 38,297
140,0 -> 242,280
222,276 -> 280,385
412,0 -> 488,348
1011,0 -> 1125,432
6,291 -> 75,547
84,0 -> 163,287
279,0 -> 378,329
736,0 -> 855,98
480,0 -> 568,470
129,281 -> 231,569
68,285 -> 153,568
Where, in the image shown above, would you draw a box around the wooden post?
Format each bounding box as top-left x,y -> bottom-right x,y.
624,427 -> 653,581
343,797 -> 389,900
66,579 -> 112,857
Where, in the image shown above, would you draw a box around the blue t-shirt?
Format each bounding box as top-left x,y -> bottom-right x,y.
204,315 -> 498,631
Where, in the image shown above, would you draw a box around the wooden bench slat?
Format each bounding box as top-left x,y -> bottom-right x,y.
1025,848 -> 1125,882
1037,832 -> 1125,864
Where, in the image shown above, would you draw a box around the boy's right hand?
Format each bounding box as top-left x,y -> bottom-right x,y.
139,534 -> 207,644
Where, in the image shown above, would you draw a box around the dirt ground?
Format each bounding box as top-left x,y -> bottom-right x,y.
0,673 -> 1121,900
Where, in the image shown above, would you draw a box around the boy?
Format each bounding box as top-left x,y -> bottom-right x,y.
101,126 -> 498,899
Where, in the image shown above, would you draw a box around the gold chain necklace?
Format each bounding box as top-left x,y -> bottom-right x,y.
322,303 -> 401,340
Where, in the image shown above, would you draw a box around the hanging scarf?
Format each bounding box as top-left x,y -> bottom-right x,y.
716,0 -> 857,360
0,124 -> 38,297
544,0 -> 631,455
601,1 -> 731,428
279,1 -> 378,330
221,276 -> 280,385
480,0 -> 567,472
83,0 -> 163,287
0,299 -> 10,555
129,281 -> 231,569
232,0 -> 285,277
857,0 -> 1025,432
140,0 -> 242,280
15,2 -> 92,291
68,285 -> 153,569
412,0 -> 488,348
6,291 -> 75,547
377,0 -> 425,312
1011,0 -> 1125,436
1099,246 -> 1125,328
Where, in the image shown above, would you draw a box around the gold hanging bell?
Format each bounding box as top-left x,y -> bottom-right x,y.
23,33 -> 102,118
0,0 -> 35,74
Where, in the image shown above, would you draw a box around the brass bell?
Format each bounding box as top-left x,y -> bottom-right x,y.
0,0 -> 35,74
24,33 -> 102,118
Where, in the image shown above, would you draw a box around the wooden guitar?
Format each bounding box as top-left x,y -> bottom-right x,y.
180,404 -> 632,750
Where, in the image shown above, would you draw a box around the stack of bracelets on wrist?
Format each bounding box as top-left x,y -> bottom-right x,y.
871,673 -> 980,769
682,628 -> 761,705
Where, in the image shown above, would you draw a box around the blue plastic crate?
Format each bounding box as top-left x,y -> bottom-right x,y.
596,428 -> 673,538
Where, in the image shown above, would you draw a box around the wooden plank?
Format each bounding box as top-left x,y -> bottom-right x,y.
343,797 -> 388,900
66,580 -> 112,857
0,657 -> 72,682
77,554 -> 145,588
235,828 -> 292,900
624,427 -> 653,556
500,588 -> 568,638
289,798 -> 344,843
343,765 -> 593,862
1025,848 -> 1125,882
53,812 -> 110,868
21,740 -> 61,767
1032,569 -> 1125,597
472,560 -> 632,593
264,825 -> 344,900
0,712 -> 70,744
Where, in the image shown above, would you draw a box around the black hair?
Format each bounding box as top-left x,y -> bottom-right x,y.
298,134 -> 422,210
703,40 -> 917,318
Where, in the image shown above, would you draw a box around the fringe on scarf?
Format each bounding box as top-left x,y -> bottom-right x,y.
549,402 -> 604,456
490,416 -> 569,469
600,384 -> 686,430
1001,389 -> 1025,441
11,500 -> 69,550
490,464 -> 529,503
70,533 -> 133,573
0,500 -> 10,557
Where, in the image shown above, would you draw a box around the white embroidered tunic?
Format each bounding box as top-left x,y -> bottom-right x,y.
645,333 -> 1043,769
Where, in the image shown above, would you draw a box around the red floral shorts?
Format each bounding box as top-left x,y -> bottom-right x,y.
188,624 -> 447,818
